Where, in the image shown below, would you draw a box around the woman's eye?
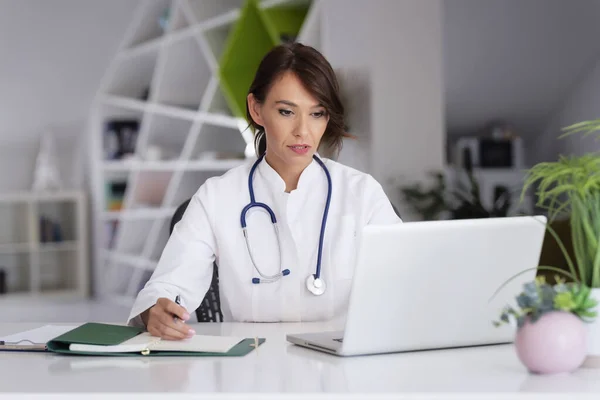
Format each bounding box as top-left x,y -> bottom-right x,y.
312,111 -> 325,118
278,109 -> 293,116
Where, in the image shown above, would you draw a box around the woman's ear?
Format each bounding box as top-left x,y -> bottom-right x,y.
247,94 -> 264,126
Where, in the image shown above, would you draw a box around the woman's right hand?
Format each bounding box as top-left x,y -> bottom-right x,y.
142,297 -> 196,340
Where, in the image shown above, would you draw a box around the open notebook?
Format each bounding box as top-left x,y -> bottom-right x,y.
69,332 -> 245,354
45,323 -> 265,357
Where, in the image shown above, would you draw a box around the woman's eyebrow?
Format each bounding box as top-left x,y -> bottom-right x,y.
274,100 -> 324,108
275,100 -> 297,107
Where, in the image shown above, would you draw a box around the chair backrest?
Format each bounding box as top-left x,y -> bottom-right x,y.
169,199 -> 191,235
169,198 -> 223,322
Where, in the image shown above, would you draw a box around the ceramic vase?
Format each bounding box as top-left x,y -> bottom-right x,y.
585,288 -> 600,358
514,311 -> 587,374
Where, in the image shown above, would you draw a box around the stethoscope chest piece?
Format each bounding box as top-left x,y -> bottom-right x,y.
306,274 -> 326,296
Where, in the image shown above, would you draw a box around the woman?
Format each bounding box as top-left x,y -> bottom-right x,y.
128,42 -> 402,340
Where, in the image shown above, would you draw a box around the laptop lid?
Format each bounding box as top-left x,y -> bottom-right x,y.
338,216 -> 547,356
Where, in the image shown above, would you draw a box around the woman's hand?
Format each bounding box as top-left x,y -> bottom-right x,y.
142,297 -> 196,340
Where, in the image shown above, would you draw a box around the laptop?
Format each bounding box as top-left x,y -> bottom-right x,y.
287,215 -> 547,356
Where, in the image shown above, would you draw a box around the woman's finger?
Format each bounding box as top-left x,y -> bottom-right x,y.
157,321 -> 190,340
164,300 -> 191,322
157,311 -> 194,337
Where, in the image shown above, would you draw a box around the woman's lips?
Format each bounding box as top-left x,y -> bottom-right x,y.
288,145 -> 310,155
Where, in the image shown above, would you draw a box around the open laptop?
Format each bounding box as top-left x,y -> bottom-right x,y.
287,215 -> 548,356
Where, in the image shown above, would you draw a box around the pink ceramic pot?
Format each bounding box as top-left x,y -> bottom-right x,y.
515,311 -> 587,374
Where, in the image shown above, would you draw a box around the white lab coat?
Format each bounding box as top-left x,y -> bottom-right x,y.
128,156 -> 402,326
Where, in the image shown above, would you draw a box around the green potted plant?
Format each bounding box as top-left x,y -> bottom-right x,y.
518,120 -> 600,358
400,167 -> 518,221
494,276 -> 596,374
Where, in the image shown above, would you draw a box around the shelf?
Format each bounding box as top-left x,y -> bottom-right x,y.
0,241 -> 79,254
0,253 -> 30,294
102,250 -> 157,270
119,35 -> 164,60
103,207 -> 177,221
101,95 -> 147,113
0,289 -> 84,302
110,219 -> 156,255
0,191 -> 84,203
103,158 -> 247,172
129,170 -> 174,209
168,0 -> 192,32
105,47 -> 158,101
147,220 -> 171,262
186,0 -> 244,24
199,13 -> 239,64
139,113 -> 195,162
37,241 -> 79,253
206,80 -> 235,117
0,240 -> 81,255
0,191 -> 87,298
39,249 -> 79,292
38,200 -> 79,242
125,0 -> 171,49
0,202 -> 29,246
165,169 -> 227,208
0,243 -> 32,254
190,121 -> 248,161
152,34 -> 212,111
101,95 -> 243,128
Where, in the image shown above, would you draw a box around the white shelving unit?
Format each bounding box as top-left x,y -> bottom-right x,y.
89,0 -> 323,307
0,191 -> 88,300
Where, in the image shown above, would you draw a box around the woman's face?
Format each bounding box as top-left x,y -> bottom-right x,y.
248,71 -> 329,169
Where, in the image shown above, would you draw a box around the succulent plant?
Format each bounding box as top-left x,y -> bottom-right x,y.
494,276 -> 598,329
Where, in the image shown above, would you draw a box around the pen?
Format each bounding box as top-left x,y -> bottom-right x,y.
174,295 -> 181,323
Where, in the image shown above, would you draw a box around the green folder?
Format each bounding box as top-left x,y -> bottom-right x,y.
46,323 -> 265,357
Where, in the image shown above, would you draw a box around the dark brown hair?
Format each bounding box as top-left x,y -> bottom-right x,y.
246,42 -> 349,158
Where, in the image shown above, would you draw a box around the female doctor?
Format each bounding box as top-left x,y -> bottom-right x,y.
128,42 -> 402,340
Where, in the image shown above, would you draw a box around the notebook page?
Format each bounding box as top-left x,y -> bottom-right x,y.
69,332 -> 157,353
1,325 -> 80,345
68,333 -> 245,353
151,335 -> 245,353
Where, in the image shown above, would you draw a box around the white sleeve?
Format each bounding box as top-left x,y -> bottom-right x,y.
364,176 -> 403,225
126,184 -> 217,327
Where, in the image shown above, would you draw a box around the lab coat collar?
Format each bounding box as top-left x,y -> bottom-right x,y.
258,153 -> 323,194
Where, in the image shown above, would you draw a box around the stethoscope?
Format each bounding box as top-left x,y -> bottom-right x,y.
240,154 -> 332,296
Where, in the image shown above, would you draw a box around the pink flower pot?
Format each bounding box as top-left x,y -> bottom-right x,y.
515,311 -> 587,374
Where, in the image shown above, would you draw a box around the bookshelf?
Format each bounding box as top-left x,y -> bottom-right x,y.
89,0 -> 322,307
0,191 -> 88,300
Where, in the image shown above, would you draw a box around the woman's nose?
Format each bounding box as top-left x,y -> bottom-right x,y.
293,115 -> 310,138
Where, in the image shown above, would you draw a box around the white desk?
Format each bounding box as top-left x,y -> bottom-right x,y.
1,322 -> 600,399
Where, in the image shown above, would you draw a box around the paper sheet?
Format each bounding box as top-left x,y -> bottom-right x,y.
0,325 -> 80,345
151,334 -> 245,353
69,332 -> 245,353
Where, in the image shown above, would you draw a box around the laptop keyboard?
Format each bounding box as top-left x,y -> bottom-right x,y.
333,338 -> 343,343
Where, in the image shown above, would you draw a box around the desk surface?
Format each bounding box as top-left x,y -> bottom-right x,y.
1,322 -> 600,397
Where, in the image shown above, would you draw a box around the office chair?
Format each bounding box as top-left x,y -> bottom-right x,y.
169,199 -> 223,322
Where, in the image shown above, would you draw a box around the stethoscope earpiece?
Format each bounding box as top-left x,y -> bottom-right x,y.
242,154 -> 332,295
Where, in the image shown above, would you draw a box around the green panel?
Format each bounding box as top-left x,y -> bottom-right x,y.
218,0 -> 311,118
219,0 -> 279,118
263,5 -> 310,43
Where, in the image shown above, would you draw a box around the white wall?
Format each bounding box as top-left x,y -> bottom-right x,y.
322,0 -> 445,220
535,53 -> 600,163
0,0 -> 138,192
443,0 -> 600,168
